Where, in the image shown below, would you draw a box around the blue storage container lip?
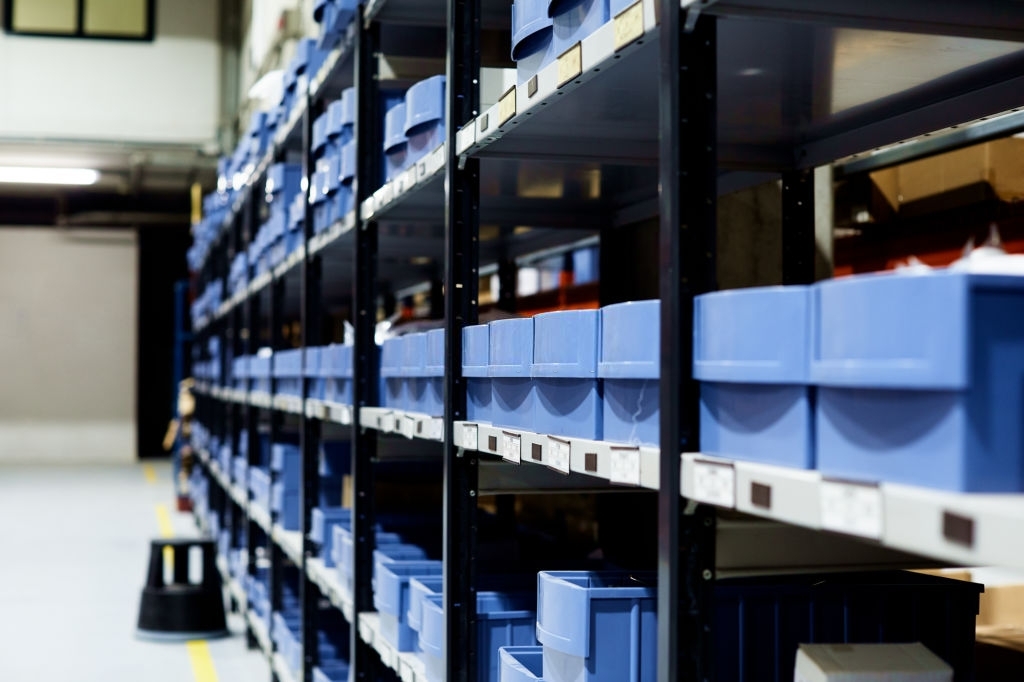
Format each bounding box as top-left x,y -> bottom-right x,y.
693,285 -> 812,385
511,0 -> 554,61
384,103 -> 408,153
340,87 -> 356,128
340,141 -> 356,183
404,75 -> 445,136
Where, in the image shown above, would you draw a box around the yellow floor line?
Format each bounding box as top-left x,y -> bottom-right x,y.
186,640 -> 220,682
152,506 -> 221,682
143,463 -> 157,484
154,504 -> 175,539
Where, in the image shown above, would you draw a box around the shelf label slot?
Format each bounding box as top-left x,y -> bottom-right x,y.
501,431 -> 522,464
609,447 -> 641,486
548,437 -> 571,474
557,43 -> 583,88
692,459 -> 736,507
498,87 -> 517,126
942,510 -> 975,548
820,479 -> 883,539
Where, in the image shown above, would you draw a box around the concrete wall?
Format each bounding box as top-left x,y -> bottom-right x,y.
0,0 -> 220,144
0,228 -> 138,463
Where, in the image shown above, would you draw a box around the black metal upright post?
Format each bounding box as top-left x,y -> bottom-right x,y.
443,0 -> 480,677
351,19 -> 381,682
782,169 -> 817,285
657,8 -> 718,682
300,90 -> 325,682
244,188 -> 262,650
268,238 -> 286,677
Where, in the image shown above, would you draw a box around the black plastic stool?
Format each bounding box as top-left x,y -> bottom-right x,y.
136,538 -> 228,641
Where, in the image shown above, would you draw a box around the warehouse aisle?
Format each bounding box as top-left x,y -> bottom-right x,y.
0,462 -> 266,681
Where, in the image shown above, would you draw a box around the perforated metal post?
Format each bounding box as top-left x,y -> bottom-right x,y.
444,0 -> 480,678
351,21 -> 381,682
658,8 -> 717,682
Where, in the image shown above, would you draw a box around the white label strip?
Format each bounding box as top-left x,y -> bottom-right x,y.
820,480 -> 883,539
461,423 -> 479,450
609,448 -> 641,486
692,460 -> 736,508
547,437 -> 571,474
501,432 -> 522,464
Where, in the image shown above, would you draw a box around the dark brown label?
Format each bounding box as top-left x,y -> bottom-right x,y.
750,482 -> 772,510
942,511 -> 974,548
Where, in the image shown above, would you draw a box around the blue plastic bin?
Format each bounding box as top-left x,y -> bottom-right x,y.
381,336 -> 407,410
694,286 -> 815,469
811,271 -> 1024,492
489,318 -> 535,430
249,467 -> 272,512
311,507 -> 351,565
464,324 -> 491,423
500,647 -> 546,682
383,100 -> 408,183
420,591 -> 537,682
306,347 -> 325,401
271,443 -> 301,487
550,0 -> 609,56
512,0 -> 556,84
408,576 -> 444,636
374,560 -> 444,651
273,348 -> 304,397
404,76 -> 445,166
599,301 -> 659,446
268,163 -> 302,199
536,571 -> 656,682
334,527 -> 406,603
232,356 -> 250,391
532,310 -> 601,439
271,481 -> 301,530
403,332 -> 428,413
422,329 -> 445,417
322,344 -> 354,405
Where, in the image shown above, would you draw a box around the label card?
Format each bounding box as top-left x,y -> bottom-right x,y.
609,447 -> 641,486
820,480 -> 883,539
692,460 -> 736,507
501,432 -> 522,464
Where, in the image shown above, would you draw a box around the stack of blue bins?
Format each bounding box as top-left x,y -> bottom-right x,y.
313,0 -> 356,49
228,251 -> 248,297
245,568 -> 271,627
270,578 -> 303,671
310,507 -> 352,567
463,324 -> 491,423
533,571 -> 656,682
270,442 -> 301,530
404,76 -> 445,167
311,110 -> 336,233
249,465 -> 271,513
403,332 -> 428,413
811,270 -> 1024,491
381,336 -> 406,410
308,608 -> 351,681
338,88 -> 357,221
266,163 -> 303,266
373,553 -> 443,652
422,329 -> 445,416
490,319 -> 535,429
533,310 -> 601,439
511,0 -> 555,84
599,300 -> 659,446
274,348 -> 304,399
306,347 -> 325,402
281,39 -> 325,123
694,286 -> 815,469
383,96 -> 408,184
323,343 -> 354,406
417,584 -> 537,682
332,525 -> 408,606
232,429 -> 249,487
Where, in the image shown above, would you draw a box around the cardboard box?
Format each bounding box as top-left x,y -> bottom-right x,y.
871,138 -> 1024,209
794,643 -> 952,682
978,583 -> 1024,627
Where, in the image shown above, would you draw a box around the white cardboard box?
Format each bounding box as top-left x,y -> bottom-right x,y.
794,643 -> 952,682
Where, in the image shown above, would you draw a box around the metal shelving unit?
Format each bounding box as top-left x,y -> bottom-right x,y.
186,2 -> 1024,681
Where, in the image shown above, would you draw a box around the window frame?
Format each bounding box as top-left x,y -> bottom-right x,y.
3,0 -> 156,42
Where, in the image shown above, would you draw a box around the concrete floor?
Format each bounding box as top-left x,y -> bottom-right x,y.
0,461 -> 267,681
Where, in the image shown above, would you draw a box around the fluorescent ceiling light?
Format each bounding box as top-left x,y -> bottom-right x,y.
0,166 -> 100,185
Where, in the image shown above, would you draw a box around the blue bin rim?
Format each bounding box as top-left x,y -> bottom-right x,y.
340,140 -> 356,183
340,87 -> 356,128
511,0 -> 554,61
404,75 -> 446,137
384,102 -> 408,153
327,99 -> 346,138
